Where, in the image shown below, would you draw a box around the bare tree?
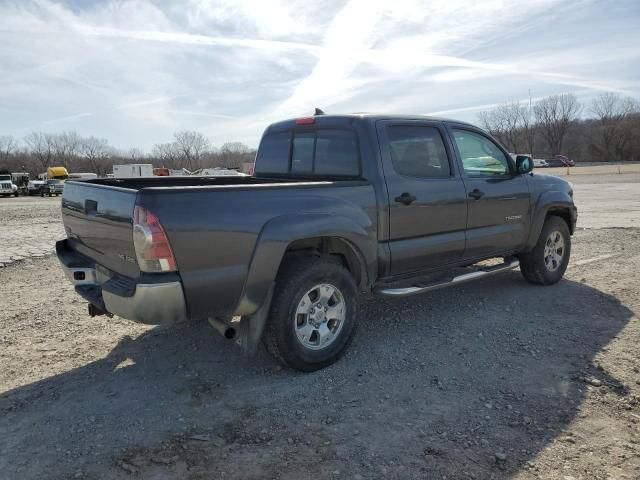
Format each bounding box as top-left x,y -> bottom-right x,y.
478,110 -> 497,135
173,131 -> 210,170
0,135 -> 17,163
52,131 -> 81,167
478,102 -> 526,152
517,93 -> 536,156
81,137 -> 113,176
127,148 -> 145,162
218,142 -> 254,168
534,93 -> 582,155
590,92 -> 639,161
24,132 -> 56,171
152,142 -> 181,168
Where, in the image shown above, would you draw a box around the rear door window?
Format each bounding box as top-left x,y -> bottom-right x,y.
387,126 -> 451,178
315,130 -> 360,176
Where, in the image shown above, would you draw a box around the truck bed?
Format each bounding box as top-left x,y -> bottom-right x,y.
82,175 -> 350,191
60,175 -> 376,320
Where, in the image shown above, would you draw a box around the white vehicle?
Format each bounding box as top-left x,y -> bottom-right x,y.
68,172 -> 98,181
196,168 -> 248,177
533,158 -> 549,168
27,180 -> 45,195
11,172 -> 30,196
112,164 -> 154,178
0,174 -> 18,197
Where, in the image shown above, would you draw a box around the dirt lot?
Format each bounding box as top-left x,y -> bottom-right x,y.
1,174 -> 639,480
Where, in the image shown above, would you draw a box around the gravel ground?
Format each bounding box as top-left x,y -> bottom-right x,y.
1,176 -> 639,480
0,196 -> 65,267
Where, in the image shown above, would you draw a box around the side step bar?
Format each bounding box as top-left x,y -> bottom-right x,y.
377,258 -> 520,297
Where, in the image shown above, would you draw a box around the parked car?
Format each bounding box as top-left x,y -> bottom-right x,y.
40,179 -> 64,196
546,155 -> 575,167
57,113 -> 577,371
533,159 -> 549,168
0,174 -> 18,197
27,179 -> 45,195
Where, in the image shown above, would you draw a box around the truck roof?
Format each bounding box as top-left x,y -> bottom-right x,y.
265,113 -> 477,133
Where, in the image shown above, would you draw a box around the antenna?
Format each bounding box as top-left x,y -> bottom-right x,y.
314,108 -> 326,116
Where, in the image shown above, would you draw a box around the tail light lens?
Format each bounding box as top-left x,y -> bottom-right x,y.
133,206 -> 177,272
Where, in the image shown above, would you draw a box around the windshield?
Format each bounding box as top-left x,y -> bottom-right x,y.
47,179 -> 62,184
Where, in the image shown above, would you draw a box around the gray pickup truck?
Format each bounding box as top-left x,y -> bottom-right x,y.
57,113 -> 577,371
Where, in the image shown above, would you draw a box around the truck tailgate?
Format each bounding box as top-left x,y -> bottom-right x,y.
61,181 -> 140,278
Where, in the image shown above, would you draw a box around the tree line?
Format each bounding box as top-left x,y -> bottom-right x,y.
478,92 -> 640,162
2,91 -> 640,177
0,130 -> 256,177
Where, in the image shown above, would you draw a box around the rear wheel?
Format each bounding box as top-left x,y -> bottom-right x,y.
263,255 -> 358,372
519,216 -> 571,285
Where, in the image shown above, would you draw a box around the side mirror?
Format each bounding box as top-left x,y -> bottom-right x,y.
516,155 -> 533,174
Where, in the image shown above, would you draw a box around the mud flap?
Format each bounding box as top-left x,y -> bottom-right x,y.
234,285 -> 274,356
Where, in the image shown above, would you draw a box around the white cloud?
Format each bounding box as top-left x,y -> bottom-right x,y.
41,112 -> 93,126
0,0 -> 638,149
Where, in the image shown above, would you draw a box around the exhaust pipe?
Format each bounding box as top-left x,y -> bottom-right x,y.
208,317 -> 236,340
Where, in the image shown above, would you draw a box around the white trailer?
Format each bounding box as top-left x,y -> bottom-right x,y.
112,164 -> 154,178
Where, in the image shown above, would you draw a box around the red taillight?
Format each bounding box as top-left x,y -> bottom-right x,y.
295,117 -> 315,125
133,205 -> 177,272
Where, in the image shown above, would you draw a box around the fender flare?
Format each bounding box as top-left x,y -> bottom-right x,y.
524,190 -> 576,251
233,213 -> 376,316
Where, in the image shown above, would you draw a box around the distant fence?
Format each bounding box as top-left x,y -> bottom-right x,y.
545,163 -> 640,175
573,161 -> 640,167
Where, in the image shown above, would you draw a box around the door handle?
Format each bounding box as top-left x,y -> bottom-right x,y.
468,189 -> 484,200
394,192 -> 416,205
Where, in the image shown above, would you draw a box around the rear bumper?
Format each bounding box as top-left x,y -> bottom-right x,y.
56,239 -> 187,325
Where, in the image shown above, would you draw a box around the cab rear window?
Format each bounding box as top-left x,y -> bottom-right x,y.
255,129 -> 360,177
255,132 -> 290,174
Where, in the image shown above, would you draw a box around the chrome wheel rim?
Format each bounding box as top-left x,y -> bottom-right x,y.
543,230 -> 565,272
294,283 -> 346,350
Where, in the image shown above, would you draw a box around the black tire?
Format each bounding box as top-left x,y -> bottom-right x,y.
519,216 -> 571,285
263,255 -> 358,372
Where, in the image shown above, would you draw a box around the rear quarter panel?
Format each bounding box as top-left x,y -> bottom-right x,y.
138,182 -> 378,320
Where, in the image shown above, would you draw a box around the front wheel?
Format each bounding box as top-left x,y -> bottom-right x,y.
263,255 -> 358,372
519,216 -> 571,285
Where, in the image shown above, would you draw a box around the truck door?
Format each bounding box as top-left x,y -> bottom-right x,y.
377,120 -> 468,276
448,126 -> 531,259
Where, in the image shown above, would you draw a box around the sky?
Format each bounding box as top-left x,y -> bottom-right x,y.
0,0 -> 638,150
